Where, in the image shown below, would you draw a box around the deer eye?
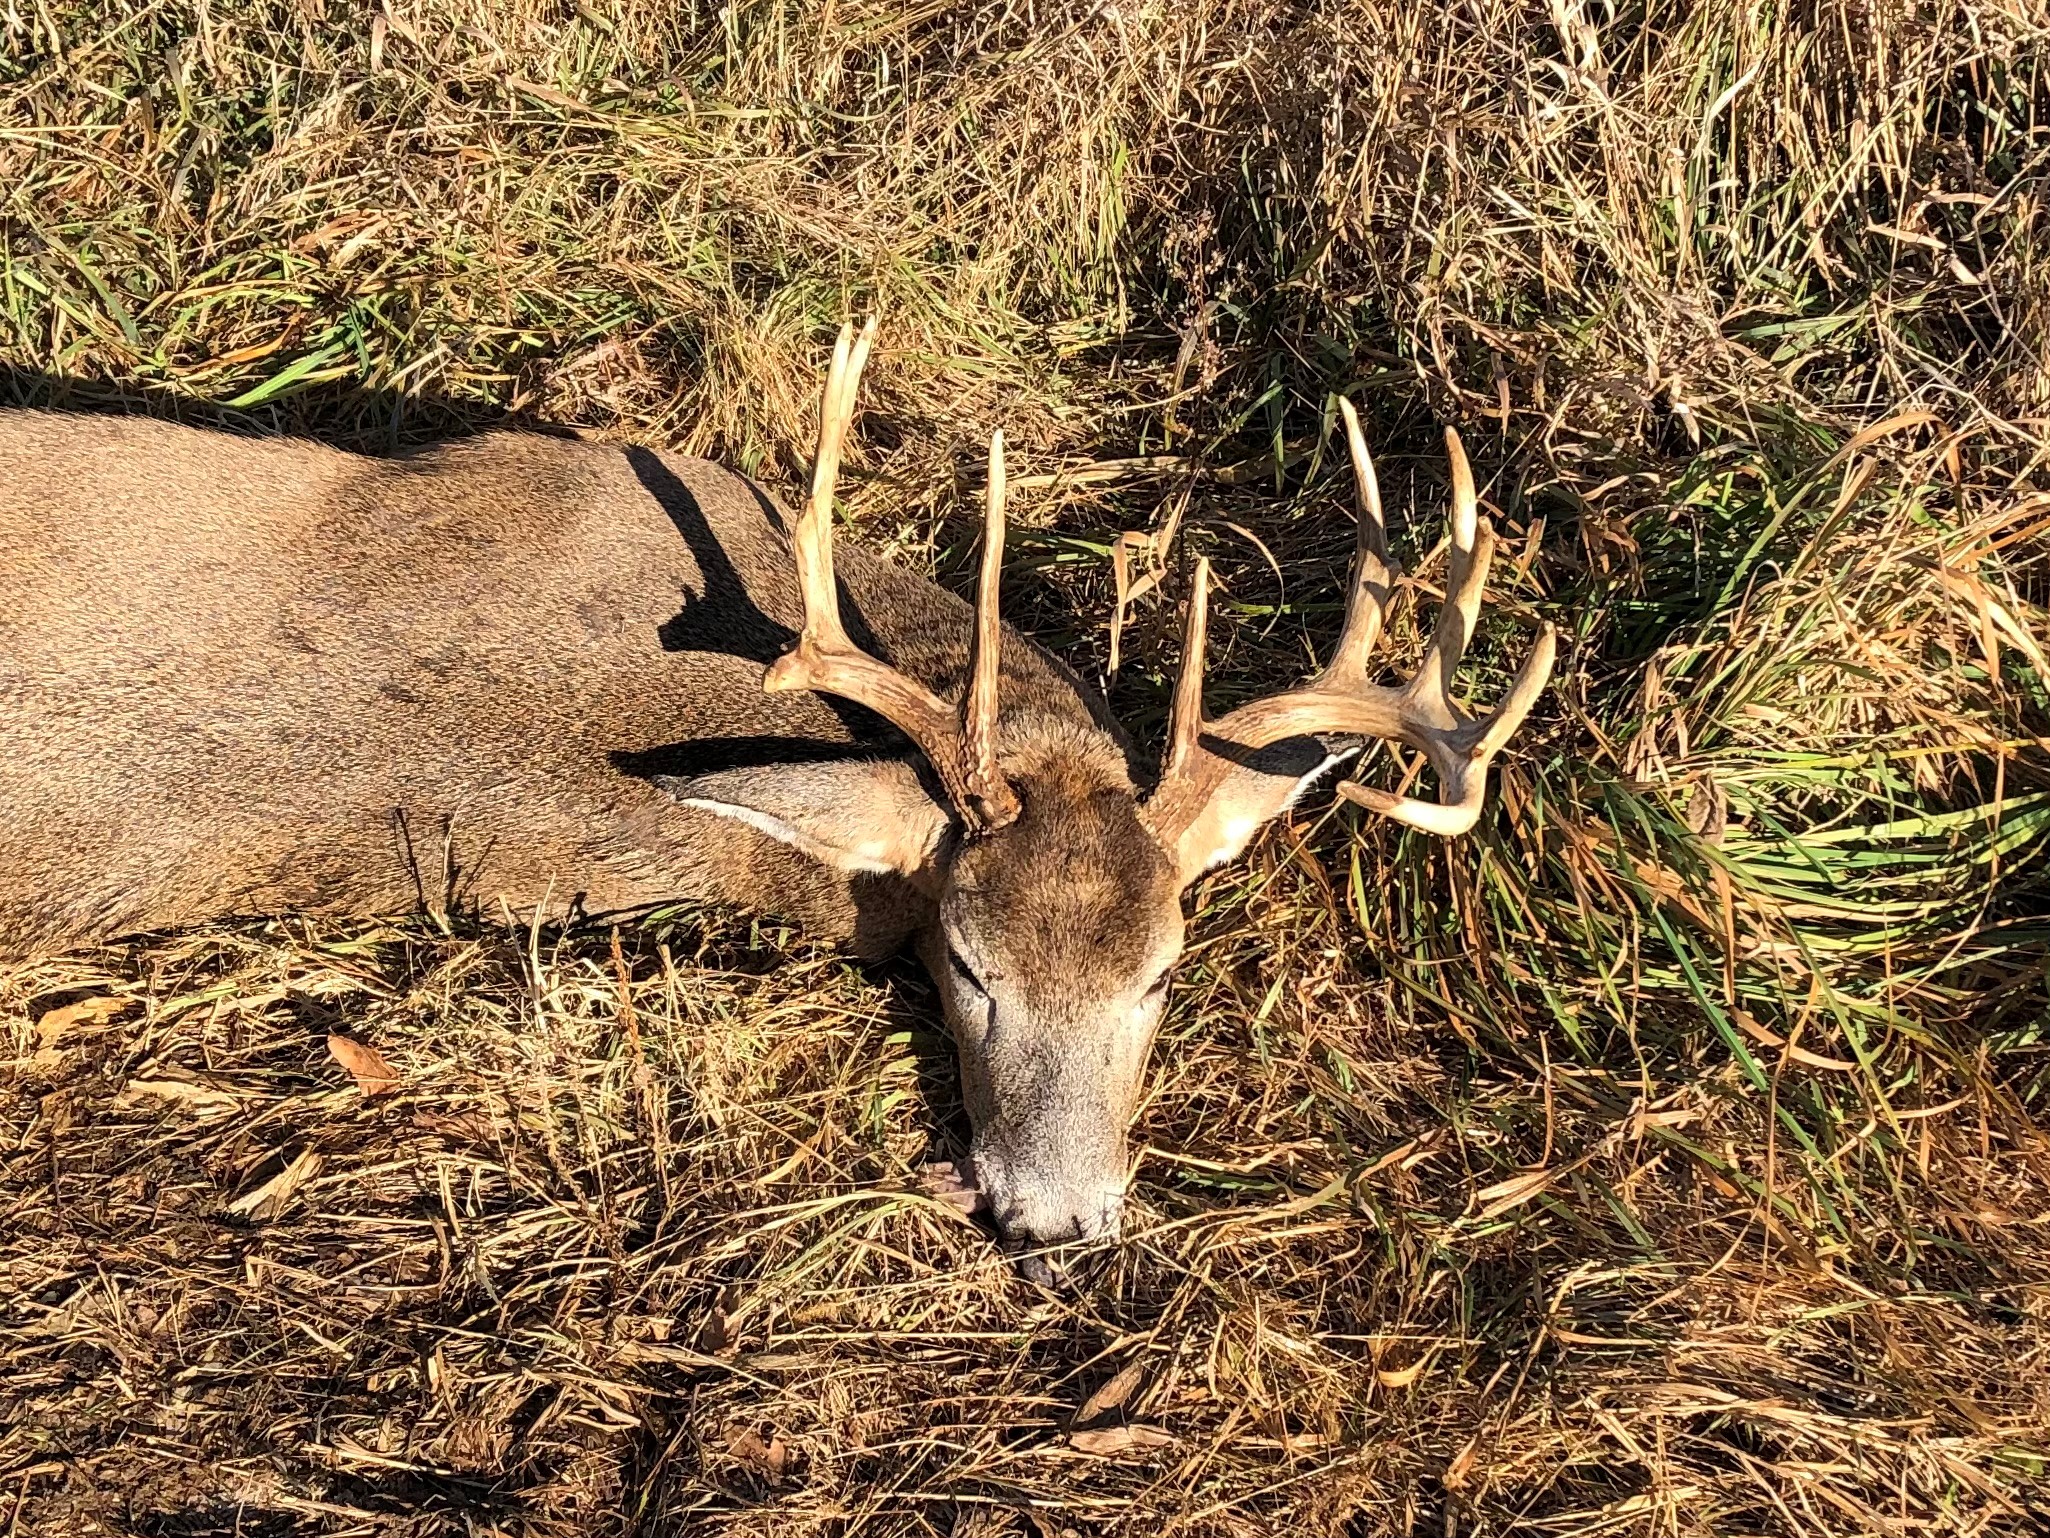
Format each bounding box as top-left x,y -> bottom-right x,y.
1143,968 -> 1174,1001
948,947 -> 991,996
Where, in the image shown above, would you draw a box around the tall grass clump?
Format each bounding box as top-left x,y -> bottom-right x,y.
3,3 -> 2048,1535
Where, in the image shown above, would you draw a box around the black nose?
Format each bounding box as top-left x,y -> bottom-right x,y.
1007,1232 -> 1111,1292
1015,1250 -> 1069,1289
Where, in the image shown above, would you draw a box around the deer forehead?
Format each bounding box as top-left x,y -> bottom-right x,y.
946,786 -> 1181,986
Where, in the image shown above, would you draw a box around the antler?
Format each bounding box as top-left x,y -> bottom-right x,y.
1144,400 -> 1557,844
764,319 -> 1020,829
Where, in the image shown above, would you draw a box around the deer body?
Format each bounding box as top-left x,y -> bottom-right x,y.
0,409 -> 1092,953
1,328 -> 1553,1275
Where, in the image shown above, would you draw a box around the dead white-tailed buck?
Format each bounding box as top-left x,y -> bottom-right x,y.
0,320 -> 1554,1274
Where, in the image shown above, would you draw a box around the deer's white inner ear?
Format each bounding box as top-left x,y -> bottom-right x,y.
1167,740 -> 1359,887
658,758 -> 954,879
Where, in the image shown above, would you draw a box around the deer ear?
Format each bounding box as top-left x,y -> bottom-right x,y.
658,758 -> 954,881
1163,738 -> 1359,887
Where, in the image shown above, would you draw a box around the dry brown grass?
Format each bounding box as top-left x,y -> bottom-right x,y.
5,1 -> 2050,1534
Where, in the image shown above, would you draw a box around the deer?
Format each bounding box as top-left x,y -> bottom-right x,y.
0,319 -> 1555,1280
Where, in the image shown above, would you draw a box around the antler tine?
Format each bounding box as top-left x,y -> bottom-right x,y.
771,320 -> 864,666
961,431 -> 1020,823
1321,398 -> 1396,690
1412,426 -> 1496,724
765,317 -> 1017,829
1162,555 -> 1212,782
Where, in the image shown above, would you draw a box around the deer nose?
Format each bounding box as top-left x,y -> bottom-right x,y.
1007,1202 -> 1123,1291
973,1153 -> 1126,1281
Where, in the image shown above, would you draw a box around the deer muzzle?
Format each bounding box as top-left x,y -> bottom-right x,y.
966,1106 -> 1131,1286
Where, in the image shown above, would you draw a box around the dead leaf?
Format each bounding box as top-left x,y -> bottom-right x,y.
1633,1105 -> 1701,1132
196,327 -> 297,370
1108,529 -> 1159,676
699,1306 -> 731,1353
379,0 -> 423,46
699,1283 -> 742,1355
35,995 -> 130,1045
1375,1358 -> 1428,1389
327,1034 -> 401,1095
114,1074 -> 247,1116
1835,409 -> 1938,462
17,1047 -> 69,1078
1076,1359 -> 1147,1423
726,1426 -> 789,1478
1068,1423 -> 1174,1457
289,210 -> 379,254
507,76 -> 591,114
1924,561 -> 2050,677
227,1149 -> 324,1219
1474,1166 -> 1556,1220
1358,1137 -> 1420,1179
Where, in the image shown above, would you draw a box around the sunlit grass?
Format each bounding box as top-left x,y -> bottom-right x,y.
3,1 -> 2047,1534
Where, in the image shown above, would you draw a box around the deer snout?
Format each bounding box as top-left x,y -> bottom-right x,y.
970,1144 -> 1127,1282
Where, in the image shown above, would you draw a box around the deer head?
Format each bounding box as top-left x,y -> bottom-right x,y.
674,320 -> 1556,1279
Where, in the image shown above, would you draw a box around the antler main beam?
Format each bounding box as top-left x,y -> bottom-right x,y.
764,319 -> 1020,830
1144,402 -> 1557,845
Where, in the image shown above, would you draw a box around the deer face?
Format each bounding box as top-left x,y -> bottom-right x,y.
923,751 -> 1183,1263
667,737 -> 1188,1269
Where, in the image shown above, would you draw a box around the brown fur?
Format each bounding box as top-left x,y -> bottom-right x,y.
0,410 -> 1108,955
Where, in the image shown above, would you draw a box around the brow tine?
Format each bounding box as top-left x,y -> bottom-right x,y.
791,321 -> 858,655
1162,555 -> 1211,781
